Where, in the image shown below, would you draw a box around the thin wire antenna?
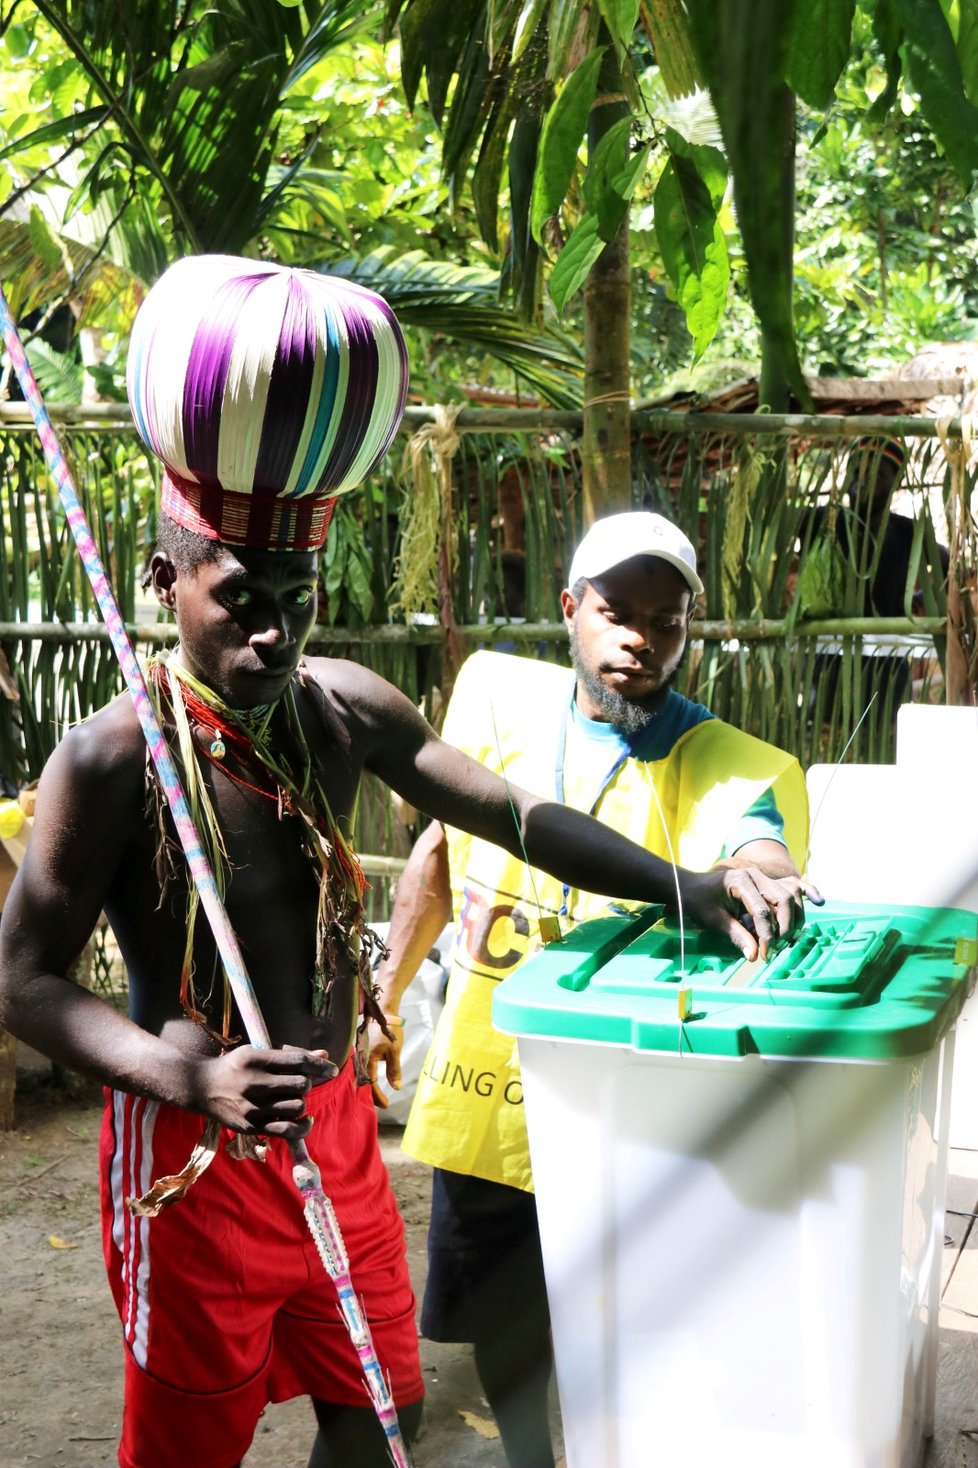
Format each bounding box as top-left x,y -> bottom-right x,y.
488,696 -> 550,927
645,771 -> 686,979
807,689 -> 879,855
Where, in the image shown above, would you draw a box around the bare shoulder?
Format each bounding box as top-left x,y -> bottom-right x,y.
39,693 -> 147,810
300,655 -> 420,731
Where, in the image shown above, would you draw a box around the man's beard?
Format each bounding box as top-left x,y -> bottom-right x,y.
569,626 -> 676,736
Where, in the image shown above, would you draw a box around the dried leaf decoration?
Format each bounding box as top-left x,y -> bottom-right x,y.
127,1119 -> 221,1216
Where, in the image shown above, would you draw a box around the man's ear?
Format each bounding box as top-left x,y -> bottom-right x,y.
559,587 -> 578,629
150,550 -> 178,611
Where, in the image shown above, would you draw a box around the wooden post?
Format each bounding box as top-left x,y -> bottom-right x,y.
0,842 -> 18,1129
940,427 -> 978,706
582,41 -> 632,523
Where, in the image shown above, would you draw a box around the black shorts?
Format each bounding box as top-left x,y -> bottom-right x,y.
421,1167 -> 550,1345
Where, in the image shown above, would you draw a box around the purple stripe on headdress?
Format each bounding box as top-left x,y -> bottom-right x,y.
252,274 -> 318,496
183,277 -> 262,487
319,307 -> 379,491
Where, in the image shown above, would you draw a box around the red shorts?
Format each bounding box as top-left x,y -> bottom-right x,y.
100,1063 -> 422,1468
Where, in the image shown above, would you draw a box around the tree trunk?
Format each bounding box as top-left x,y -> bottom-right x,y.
583,44 -> 631,522
758,85 -> 797,414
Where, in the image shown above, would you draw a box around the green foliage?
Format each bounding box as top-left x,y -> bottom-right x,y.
642,0 -> 704,97
583,118 -> 631,238
549,213 -> 605,312
788,46 -> 978,376
653,130 -> 729,362
548,119 -> 649,313
598,0 -> 641,65
387,0 -> 588,319
685,0 -> 810,408
4,0 -> 978,419
379,0 -> 978,403
796,533 -> 849,616
530,47 -> 605,242
960,0 -> 978,102
788,0 -> 857,107
0,6 -> 584,405
325,247 -> 584,405
320,499 -> 379,626
19,0 -> 378,252
896,0 -> 978,187
22,338 -> 84,401
546,0 -> 600,77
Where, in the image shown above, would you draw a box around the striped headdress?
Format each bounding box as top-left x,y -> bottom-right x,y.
127,255 -> 409,551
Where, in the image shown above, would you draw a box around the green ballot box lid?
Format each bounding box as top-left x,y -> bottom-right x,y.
492,901 -> 978,1060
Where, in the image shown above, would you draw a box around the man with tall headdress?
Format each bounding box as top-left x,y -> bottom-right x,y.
0,257 -> 814,1468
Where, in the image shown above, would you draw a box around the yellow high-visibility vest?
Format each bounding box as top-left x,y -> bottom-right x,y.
402,652 -> 809,1192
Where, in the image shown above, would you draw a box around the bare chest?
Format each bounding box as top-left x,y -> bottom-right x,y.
107,715 -> 365,1051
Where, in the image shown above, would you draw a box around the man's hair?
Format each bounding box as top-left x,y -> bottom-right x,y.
140,513 -> 224,591
155,513 -> 225,575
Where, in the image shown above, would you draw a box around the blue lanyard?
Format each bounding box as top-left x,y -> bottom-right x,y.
554,696 -> 630,917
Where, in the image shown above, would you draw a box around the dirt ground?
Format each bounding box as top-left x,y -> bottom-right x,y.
6,1054 -> 978,1468
0,1058 -> 563,1468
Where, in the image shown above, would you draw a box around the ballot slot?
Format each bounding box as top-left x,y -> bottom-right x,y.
588,916 -> 902,1008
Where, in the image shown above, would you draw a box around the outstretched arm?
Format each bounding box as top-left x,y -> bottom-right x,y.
517,799 -> 816,955
338,669 -> 819,959
367,820 -> 451,1107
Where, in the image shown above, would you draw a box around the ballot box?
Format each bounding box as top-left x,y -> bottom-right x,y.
493,902 -> 977,1468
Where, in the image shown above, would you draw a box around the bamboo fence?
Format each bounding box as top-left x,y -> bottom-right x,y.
1,402 -> 976,923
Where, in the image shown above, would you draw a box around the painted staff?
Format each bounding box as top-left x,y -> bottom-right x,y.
0,276 -> 411,1468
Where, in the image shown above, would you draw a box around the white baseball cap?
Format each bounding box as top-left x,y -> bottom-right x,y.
567,511 -> 704,596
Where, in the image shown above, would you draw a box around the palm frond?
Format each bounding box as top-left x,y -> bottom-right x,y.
325,247 -> 585,407
0,214 -> 139,324
21,338 -> 84,402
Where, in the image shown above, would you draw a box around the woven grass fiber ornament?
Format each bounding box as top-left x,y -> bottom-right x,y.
127,255 -> 409,551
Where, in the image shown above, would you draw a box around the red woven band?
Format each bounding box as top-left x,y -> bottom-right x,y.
161,471 -> 336,551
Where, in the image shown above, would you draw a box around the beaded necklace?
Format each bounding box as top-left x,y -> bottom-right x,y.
144,651 -> 387,1068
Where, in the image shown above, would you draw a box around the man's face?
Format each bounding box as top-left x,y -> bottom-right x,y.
561,555 -> 693,730
153,544 -> 319,708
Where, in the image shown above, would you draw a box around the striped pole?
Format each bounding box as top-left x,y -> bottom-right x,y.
0,286 -> 410,1467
